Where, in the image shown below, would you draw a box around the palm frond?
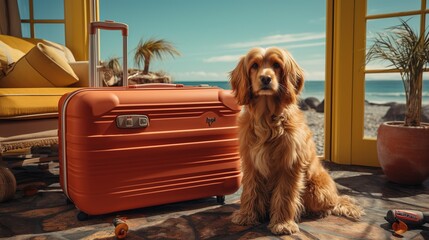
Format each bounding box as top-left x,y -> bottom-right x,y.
107,57 -> 122,74
133,37 -> 181,73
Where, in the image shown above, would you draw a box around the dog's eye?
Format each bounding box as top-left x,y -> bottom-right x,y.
273,62 -> 281,69
251,63 -> 259,70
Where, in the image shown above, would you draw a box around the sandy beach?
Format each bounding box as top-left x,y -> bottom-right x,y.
303,104 -> 390,156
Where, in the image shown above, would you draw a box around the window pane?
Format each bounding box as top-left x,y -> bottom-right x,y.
17,0 -> 29,19
423,72 -> 429,105
34,0 -> 64,20
365,73 -> 429,138
34,24 -> 65,44
366,16 -> 420,70
364,73 -> 404,139
426,14 -> 429,31
367,0 -> 420,16
21,23 -> 31,38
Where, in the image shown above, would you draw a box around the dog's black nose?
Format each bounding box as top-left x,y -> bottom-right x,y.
260,76 -> 271,85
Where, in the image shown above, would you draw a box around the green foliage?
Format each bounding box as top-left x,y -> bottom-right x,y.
134,38 -> 181,75
105,57 -> 122,74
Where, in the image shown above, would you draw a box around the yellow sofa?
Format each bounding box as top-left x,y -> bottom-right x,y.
0,34 -> 89,201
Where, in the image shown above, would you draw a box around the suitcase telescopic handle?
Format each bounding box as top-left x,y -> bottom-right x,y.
89,20 -> 128,87
90,20 -> 128,36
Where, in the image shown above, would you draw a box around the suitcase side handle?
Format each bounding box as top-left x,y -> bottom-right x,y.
128,83 -> 185,88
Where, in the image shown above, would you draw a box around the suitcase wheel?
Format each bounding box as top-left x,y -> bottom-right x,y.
216,195 -> 225,205
113,217 -> 129,239
77,211 -> 90,221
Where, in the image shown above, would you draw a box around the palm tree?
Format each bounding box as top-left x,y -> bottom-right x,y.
134,38 -> 181,75
366,19 -> 429,126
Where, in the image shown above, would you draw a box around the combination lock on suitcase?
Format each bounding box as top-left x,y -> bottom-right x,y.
58,21 -> 242,220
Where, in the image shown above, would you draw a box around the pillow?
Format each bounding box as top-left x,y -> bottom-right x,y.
0,40 -> 25,73
0,34 -> 36,53
0,35 -> 75,63
0,42 -> 79,87
41,40 -> 76,62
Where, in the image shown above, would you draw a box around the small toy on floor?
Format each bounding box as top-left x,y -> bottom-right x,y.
113,217 -> 129,239
385,209 -> 429,234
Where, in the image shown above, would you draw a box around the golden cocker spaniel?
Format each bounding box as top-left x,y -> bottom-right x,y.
229,47 -> 363,235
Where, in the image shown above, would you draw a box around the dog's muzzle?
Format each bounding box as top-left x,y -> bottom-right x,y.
260,75 -> 272,90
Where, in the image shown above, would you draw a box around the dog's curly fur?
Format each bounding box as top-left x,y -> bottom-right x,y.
229,47 -> 364,235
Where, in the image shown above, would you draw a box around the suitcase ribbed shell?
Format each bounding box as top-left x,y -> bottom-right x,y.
59,87 -> 241,215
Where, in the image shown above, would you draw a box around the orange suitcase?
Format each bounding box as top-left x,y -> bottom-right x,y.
58,22 -> 241,220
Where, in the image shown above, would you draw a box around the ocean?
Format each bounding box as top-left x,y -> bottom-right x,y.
174,80 -> 429,104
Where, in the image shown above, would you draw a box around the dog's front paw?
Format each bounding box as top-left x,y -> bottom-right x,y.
231,210 -> 259,225
268,221 -> 299,235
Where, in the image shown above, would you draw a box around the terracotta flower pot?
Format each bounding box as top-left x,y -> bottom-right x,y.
377,121 -> 429,185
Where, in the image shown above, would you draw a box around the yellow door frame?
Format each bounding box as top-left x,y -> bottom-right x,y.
329,0 -> 357,165
328,0 -> 382,166
344,0 -> 427,167
351,0 -> 379,167
323,0 -> 333,162
64,0 -> 94,61
327,0 -> 377,166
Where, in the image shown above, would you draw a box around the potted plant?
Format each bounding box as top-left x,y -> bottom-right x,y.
366,19 -> 429,185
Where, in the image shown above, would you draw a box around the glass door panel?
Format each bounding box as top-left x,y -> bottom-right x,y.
366,17 -> 420,70
423,72 -> 429,107
364,73 -> 403,139
351,0 -> 427,166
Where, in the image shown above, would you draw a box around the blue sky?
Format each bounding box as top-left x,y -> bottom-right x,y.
99,0 -> 327,81
18,0 -> 426,82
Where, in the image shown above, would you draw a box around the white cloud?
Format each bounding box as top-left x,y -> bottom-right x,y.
203,55 -> 241,63
282,42 -> 325,49
225,32 -> 325,49
203,43 -> 325,64
299,58 -> 325,66
308,17 -> 326,24
304,70 -> 325,80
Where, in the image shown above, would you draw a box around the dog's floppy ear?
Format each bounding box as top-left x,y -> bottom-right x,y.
229,56 -> 252,105
283,51 -> 304,95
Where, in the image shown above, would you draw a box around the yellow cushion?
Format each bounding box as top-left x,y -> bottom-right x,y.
0,87 -> 80,119
41,39 -> 76,62
0,40 -> 25,67
0,35 -> 36,53
0,42 -> 79,87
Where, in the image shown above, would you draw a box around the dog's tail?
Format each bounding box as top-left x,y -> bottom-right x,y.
331,195 -> 364,219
